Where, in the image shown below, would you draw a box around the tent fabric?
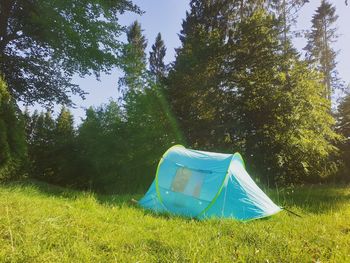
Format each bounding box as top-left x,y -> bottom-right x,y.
139,145 -> 281,221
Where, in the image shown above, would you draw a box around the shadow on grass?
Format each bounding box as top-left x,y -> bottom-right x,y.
2,179 -> 139,208
268,184 -> 350,214
3,180 -> 350,216
2,179 -> 190,221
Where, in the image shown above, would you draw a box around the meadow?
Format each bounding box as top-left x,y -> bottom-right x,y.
0,181 -> 349,262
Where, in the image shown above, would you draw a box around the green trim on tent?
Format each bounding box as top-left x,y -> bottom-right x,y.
155,149 -> 246,218
195,155 -> 234,218
140,146 -> 282,221
233,152 -> 246,169
155,144 -> 185,209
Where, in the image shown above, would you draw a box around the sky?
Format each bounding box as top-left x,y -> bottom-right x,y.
64,0 -> 349,123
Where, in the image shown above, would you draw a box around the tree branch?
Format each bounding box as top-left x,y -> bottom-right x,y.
0,0 -> 14,53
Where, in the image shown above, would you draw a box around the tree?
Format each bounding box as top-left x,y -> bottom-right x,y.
167,0 -> 234,149
0,0 -> 140,106
304,0 -> 340,102
168,2 -> 339,184
336,92 -> 350,180
225,10 -> 340,184
77,102 -> 128,193
28,110 -> 56,180
149,33 -> 167,82
52,106 -> 76,185
0,76 -> 27,179
119,21 -> 182,190
119,20 -> 148,96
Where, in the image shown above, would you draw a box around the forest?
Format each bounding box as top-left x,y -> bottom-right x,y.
0,0 -> 349,194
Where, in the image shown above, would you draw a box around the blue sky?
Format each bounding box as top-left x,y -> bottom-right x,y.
68,0 -> 349,123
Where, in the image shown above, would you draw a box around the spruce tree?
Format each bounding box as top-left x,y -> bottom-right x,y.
149,33 -> 167,82
224,10 -> 340,183
52,106 -> 76,185
168,2 -> 339,183
167,0 -> 233,149
304,0 -> 340,102
114,20 -> 181,191
29,110 -> 55,181
336,93 -> 350,180
119,21 -> 148,96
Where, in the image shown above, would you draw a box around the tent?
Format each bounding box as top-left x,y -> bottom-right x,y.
139,145 -> 281,221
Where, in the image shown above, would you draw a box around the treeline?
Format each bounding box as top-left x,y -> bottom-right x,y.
1,0 -> 350,193
22,99 -> 178,193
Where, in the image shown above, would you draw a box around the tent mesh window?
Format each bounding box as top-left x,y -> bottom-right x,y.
170,167 -> 206,198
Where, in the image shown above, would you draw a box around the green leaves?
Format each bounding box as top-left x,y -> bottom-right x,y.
0,0 -> 140,105
0,77 -> 27,179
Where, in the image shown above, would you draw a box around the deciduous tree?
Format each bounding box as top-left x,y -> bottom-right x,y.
0,0 -> 140,106
0,76 -> 27,179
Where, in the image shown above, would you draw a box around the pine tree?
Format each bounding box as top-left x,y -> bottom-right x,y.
119,21 -> 148,96
337,93 -> 350,139
224,10 -> 339,183
149,33 -> 167,82
167,0 -> 233,149
52,106 -> 76,185
304,0 -> 340,102
336,92 -> 350,180
29,110 -> 56,180
168,1 -> 339,183
118,22 -> 182,191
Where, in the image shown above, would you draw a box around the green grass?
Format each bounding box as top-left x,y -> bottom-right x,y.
0,181 -> 349,262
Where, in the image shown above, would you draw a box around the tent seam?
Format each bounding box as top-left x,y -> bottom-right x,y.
195,155 -> 235,219
155,144 -> 185,210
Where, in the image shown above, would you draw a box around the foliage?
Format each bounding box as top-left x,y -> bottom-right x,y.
25,110 -> 56,181
24,107 -> 78,186
167,4 -> 340,184
226,11 -> 340,184
51,107 -> 77,185
167,0 -> 230,149
77,102 -> 128,193
2,2 -> 346,190
0,76 -> 27,180
20,20 -> 182,193
0,0 -> 140,106
149,33 -> 167,82
336,93 -> 350,181
1,181 -> 350,262
118,21 -> 148,96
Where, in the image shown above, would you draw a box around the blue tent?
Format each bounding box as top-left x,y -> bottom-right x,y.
139,145 -> 281,221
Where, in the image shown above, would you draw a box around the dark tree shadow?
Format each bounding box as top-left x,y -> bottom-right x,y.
4,180 -> 349,216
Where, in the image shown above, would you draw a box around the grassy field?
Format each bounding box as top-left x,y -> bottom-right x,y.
0,181 -> 349,263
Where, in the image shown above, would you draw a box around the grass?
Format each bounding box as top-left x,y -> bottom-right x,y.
0,181 -> 349,262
